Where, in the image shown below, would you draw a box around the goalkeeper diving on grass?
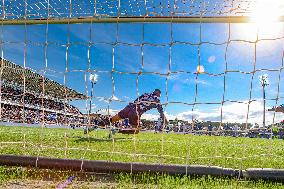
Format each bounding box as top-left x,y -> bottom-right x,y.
84,89 -> 168,134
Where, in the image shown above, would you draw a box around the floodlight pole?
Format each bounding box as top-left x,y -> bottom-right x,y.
89,81 -> 97,115
89,81 -> 94,115
262,84 -> 266,128
260,75 -> 269,128
89,74 -> 98,115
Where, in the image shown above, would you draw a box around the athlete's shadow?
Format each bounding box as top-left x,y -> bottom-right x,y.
73,136 -> 131,143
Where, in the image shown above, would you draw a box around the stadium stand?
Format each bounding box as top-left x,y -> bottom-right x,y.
0,58 -> 86,126
0,58 -> 283,138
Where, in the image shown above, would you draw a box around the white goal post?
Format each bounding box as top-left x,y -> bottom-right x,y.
0,0 -> 283,178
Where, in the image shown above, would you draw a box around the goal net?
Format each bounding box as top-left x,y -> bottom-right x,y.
0,0 -> 283,174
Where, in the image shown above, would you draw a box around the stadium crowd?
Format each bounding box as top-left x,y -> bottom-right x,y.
0,80 -> 84,125
145,120 -> 284,139
1,82 -> 80,114
88,118 -> 284,139
0,103 -> 86,125
0,80 -> 283,139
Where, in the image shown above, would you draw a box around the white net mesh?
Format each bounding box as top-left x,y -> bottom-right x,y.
0,0 -> 283,173
0,0 -> 259,19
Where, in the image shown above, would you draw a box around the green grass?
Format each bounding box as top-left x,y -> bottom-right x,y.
115,173 -> 284,189
0,166 -> 283,188
0,125 -> 283,169
0,166 -> 27,182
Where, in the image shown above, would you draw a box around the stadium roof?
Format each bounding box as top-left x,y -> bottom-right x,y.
0,58 -> 87,100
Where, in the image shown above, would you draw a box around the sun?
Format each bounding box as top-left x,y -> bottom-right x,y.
250,0 -> 283,24
239,0 -> 284,40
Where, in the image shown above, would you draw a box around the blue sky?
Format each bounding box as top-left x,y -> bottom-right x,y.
1,22 -> 284,125
0,0 -> 247,19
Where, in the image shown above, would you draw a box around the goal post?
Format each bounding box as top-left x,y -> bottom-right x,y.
2,16 -> 284,25
0,0 -> 283,179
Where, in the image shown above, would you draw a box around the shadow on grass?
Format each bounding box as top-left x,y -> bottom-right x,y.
73,136 -> 132,143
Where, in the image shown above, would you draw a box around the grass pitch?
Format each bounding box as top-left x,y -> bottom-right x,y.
0,166 -> 283,188
0,125 -> 283,169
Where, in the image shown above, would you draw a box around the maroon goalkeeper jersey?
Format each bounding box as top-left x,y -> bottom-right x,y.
129,92 -> 165,119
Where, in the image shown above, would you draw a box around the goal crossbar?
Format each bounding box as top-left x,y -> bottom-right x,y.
1,16 -> 284,25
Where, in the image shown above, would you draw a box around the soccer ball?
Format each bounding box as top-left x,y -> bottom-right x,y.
196,65 -> 205,74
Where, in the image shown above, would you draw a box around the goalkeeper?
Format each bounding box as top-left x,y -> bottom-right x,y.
85,89 -> 168,133
268,104 -> 284,113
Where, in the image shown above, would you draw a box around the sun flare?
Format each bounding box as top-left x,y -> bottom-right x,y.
250,0 -> 284,24
239,0 -> 284,40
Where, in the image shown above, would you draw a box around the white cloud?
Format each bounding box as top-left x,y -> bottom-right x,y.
168,74 -> 180,80
96,95 -> 121,103
97,97 -> 109,103
141,113 -> 160,120
141,111 -> 177,121
95,108 -> 118,116
168,74 -> 209,86
177,110 -> 218,121
141,100 -> 284,125
111,95 -> 119,101
196,79 -> 209,85
164,112 -> 177,120
220,101 -> 283,125
184,78 -> 209,86
81,100 -> 283,125
123,96 -> 130,100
